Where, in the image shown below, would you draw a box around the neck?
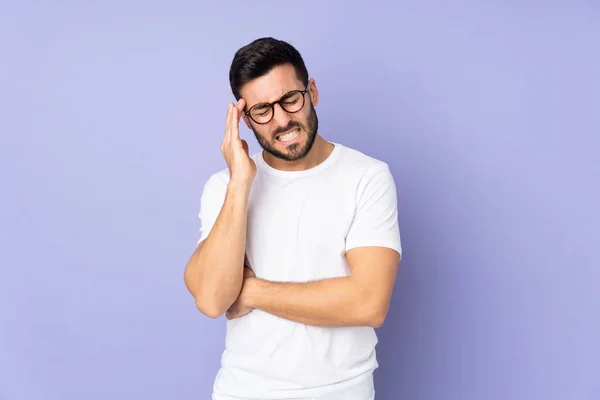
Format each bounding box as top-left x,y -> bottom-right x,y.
263,135 -> 334,172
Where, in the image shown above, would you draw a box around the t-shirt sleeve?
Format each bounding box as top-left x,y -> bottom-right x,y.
197,173 -> 228,246
345,164 -> 402,257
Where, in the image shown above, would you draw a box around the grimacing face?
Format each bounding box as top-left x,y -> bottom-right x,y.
239,64 -> 319,162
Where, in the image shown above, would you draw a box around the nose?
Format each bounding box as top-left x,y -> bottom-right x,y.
271,103 -> 291,128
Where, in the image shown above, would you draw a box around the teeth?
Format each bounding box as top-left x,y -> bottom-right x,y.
278,129 -> 300,142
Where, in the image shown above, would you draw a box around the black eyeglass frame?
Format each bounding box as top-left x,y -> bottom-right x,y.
243,86 -> 309,125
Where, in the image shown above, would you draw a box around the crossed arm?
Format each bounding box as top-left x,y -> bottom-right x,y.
190,162 -> 402,325
226,246 -> 401,328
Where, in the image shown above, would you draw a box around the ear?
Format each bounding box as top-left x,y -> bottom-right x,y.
241,113 -> 252,130
308,77 -> 319,106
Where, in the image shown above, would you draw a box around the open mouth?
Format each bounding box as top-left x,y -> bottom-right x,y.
276,128 -> 301,144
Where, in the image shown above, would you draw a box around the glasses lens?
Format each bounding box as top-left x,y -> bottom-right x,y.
248,90 -> 305,124
250,104 -> 273,124
280,91 -> 304,113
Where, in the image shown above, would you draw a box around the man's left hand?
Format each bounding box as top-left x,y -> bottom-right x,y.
226,266 -> 256,320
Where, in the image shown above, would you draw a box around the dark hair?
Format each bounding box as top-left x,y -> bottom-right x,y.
229,37 -> 309,101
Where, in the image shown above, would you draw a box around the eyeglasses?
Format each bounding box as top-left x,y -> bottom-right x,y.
244,87 -> 308,124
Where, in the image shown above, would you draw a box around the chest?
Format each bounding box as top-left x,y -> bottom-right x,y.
244,176 -> 356,282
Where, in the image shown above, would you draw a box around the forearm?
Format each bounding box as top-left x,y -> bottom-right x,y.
244,276 -> 385,328
185,181 -> 250,317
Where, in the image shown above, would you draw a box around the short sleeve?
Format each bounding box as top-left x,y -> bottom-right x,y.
345,164 -> 402,257
197,172 -> 228,246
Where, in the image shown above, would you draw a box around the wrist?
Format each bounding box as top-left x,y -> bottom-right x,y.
225,182 -> 250,206
241,277 -> 264,309
226,181 -> 252,204
228,177 -> 253,193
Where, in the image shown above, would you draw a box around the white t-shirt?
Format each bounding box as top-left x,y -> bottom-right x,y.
197,143 -> 402,400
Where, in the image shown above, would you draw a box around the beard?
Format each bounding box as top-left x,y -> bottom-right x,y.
251,103 -> 319,162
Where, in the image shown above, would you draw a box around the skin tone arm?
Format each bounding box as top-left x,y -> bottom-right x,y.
184,99 -> 255,319
226,246 -> 401,328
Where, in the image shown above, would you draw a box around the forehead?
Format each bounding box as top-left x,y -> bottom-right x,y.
240,64 -> 304,106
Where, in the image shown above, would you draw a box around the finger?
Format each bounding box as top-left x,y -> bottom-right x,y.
230,106 -> 240,141
224,103 -> 233,141
236,99 -> 246,117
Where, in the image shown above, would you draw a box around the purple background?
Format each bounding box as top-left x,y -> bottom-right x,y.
1,1 -> 599,399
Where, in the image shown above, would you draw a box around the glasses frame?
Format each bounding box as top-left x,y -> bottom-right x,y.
243,86 -> 309,125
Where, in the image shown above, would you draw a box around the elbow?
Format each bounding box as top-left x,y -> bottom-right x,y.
185,274 -> 238,319
184,262 -> 226,319
190,281 -> 227,319
368,310 -> 387,328
359,299 -> 389,328
195,296 -> 225,319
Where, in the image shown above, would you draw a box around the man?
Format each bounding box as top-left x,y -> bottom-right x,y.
184,37 -> 402,400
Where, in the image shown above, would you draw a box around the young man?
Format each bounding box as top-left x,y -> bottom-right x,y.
184,37 -> 402,400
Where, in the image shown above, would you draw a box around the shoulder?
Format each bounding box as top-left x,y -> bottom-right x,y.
335,144 -> 394,183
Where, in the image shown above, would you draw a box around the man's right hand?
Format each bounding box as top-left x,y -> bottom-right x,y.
221,99 -> 256,187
